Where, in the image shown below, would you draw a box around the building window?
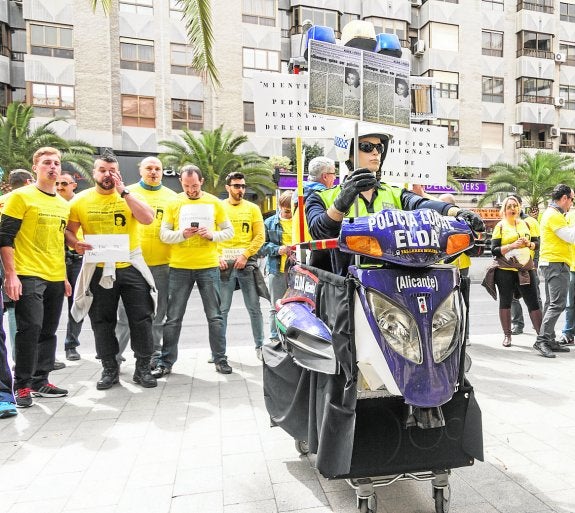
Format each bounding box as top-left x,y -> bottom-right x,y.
517,31 -> 553,58
120,38 -> 154,71
560,131 -> 575,153
559,42 -> 575,65
244,102 -> 255,132
428,23 -> 458,52
560,85 -> 575,110
518,1 -> 553,14
0,22 -> 11,58
364,17 -> 408,45
561,2 -> 575,22
243,47 -> 280,77
119,0 -> 153,15
29,82 -> 75,116
242,0 -> 275,26
516,77 -> 553,104
121,95 -> 155,127
482,30 -> 503,57
430,70 -> 459,99
279,9 -> 290,38
292,6 -> 339,36
169,0 -> 184,18
29,23 -> 73,59
170,43 -> 199,75
430,118 -> 459,146
482,0 -> 504,10
482,123 -> 503,149
0,82 -> 10,116
172,99 -> 203,130
482,76 -> 504,103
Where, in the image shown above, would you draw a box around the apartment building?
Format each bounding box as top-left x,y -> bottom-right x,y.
0,0 -> 574,182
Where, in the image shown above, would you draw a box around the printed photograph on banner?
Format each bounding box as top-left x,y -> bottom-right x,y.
410,77 -> 437,121
379,124 -> 449,185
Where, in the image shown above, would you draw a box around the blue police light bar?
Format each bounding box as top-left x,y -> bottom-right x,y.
375,33 -> 403,58
303,25 -> 336,60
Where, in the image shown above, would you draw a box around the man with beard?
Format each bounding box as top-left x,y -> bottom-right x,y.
155,165 -> 234,375
115,157 -> 176,369
218,172 -> 266,361
65,153 -> 158,390
0,147 -> 71,408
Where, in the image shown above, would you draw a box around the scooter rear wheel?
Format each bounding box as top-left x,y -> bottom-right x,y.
358,494 -> 377,513
433,484 -> 451,513
294,439 -> 309,455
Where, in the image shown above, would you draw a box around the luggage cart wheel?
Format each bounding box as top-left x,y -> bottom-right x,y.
358,494 -> 377,513
433,484 -> 451,513
294,439 -> 309,455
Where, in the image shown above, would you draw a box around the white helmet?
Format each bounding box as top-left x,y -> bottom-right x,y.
334,122 -> 394,172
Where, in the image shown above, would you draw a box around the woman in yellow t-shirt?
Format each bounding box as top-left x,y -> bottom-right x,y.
491,196 -> 542,347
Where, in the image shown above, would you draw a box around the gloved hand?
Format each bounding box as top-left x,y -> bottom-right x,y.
333,168 -> 378,214
457,209 -> 485,232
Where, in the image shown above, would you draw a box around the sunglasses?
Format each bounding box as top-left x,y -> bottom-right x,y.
358,141 -> 384,154
230,184 -> 246,189
55,181 -> 72,186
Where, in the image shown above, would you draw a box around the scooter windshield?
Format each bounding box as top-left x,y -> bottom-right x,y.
339,208 -> 474,267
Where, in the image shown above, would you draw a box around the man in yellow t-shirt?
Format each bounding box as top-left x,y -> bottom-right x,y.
156,165 -> 234,375
534,184 -> 575,358
218,172 -> 265,361
0,147 -> 71,408
66,153 -> 159,389
115,157 -> 176,370
560,208 -> 575,345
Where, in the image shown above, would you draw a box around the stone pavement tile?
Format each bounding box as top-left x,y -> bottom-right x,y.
8,497 -> 68,513
126,462 -> 178,489
41,415 -> 87,432
267,457 -> 317,484
177,445 -> 222,471
64,479 -> 126,510
64,507 -> 116,513
170,491 -> 223,513
220,398 -> 257,423
504,463 -> 571,494
494,431 -> 554,456
223,471 -> 274,504
221,433 -> 262,456
219,381 -> 249,399
221,417 -> 259,437
262,437 -> 304,461
115,484 -> 173,513
71,418 -> 118,439
536,488 -> 575,513
14,470 -> 84,502
524,449 -> 575,476
0,440 -> 21,460
316,473 -> 352,493
45,441 -> 103,474
273,480 -> 329,511
223,452 -> 266,477
2,490 -> 21,512
182,419 -> 221,449
472,480 -> 550,513
485,442 -> 537,470
223,498 -> 278,513
150,411 -> 188,429
173,466 -> 223,496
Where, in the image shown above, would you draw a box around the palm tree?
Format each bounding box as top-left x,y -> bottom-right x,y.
478,152 -> 575,208
159,126 -> 274,199
0,102 -> 96,183
90,0 -> 219,87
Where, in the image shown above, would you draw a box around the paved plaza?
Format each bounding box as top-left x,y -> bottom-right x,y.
1,273 -> 575,513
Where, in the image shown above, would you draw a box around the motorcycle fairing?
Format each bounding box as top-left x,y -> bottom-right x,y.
351,264 -> 463,407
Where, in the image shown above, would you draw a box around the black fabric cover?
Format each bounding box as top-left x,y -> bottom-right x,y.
262,264 -> 483,479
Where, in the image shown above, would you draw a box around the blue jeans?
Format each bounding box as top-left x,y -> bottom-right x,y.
563,271 -> 575,336
268,272 -> 288,339
537,263 -> 570,345
116,264 -> 169,359
220,267 -> 264,349
160,267 -> 227,368
88,266 -> 154,361
64,255 -> 83,350
14,277 -> 64,390
0,294 -> 14,403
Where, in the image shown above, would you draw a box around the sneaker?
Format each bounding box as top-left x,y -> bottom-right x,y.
0,401 -> 17,418
52,360 -> 66,371
548,341 -> 571,353
15,388 -> 33,408
151,366 -> 171,378
511,326 -> 523,335
255,347 -> 263,361
215,360 -> 232,374
31,384 -> 68,398
533,342 -> 556,358
559,334 -> 575,346
65,347 -> 81,361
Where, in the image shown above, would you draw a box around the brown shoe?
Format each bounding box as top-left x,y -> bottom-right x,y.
502,335 -> 512,347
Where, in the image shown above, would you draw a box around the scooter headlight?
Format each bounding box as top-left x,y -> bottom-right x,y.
432,292 -> 461,363
366,290 -> 422,364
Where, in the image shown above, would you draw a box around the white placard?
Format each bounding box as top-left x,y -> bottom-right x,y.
222,248 -> 246,261
253,72 -> 339,138
380,124 -> 449,185
178,203 -> 214,229
84,234 -> 130,263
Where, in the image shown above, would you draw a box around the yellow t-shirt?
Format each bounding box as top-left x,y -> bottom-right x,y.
69,188 -> 142,268
451,252 -> 471,270
492,218 -> 532,271
2,186 -> 70,281
219,199 -> 264,260
128,182 -> 177,266
539,206 -> 571,265
165,191 -> 228,270
280,217 -> 293,272
566,210 -> 575,271
523,215 -> 540,260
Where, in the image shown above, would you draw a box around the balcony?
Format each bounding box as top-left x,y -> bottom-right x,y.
0,46 -> 10,58
516,94 -> 554,105
560,144 -> 575,154
0,106 -> 6,117
516,48 -> 555,59
11,51 -> 24,62
515,140 -> 553,149
516,1 -> 553,14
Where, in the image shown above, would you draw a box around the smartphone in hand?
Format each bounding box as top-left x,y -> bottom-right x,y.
190,222 -> 199,228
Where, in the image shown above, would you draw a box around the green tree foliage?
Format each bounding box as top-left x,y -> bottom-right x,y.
159,126 -> 274,199
90,0 -> 219,86
0,102 -> 96,183
288,142 -> 325,174
478,152 -> 575,208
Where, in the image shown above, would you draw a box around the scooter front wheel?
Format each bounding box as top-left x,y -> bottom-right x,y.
294,439 -> 309,455
433,484 -> 451,513
358,494 -> 377,513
